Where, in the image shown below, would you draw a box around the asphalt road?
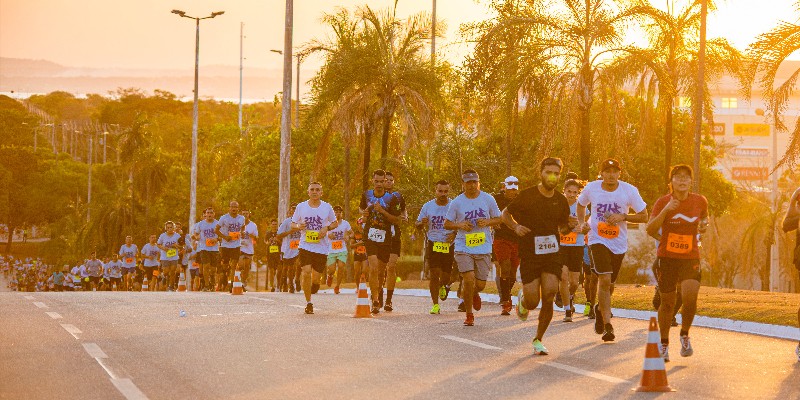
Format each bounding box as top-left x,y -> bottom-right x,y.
1,289 -> 798,400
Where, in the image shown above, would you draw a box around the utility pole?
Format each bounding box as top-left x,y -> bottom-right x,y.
692,0 -> 707,193
278,0 -> 294,221
88,134 -> 93,222
239,22 -> 244,136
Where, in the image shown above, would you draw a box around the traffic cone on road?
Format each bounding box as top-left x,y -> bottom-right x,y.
141,276 -> 149,292
353,274 -> 372,318
177,272 -> 187,292
635,317 -> 675,392
231,271 -> 244,295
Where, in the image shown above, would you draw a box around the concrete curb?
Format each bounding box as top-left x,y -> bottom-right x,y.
316,288 -> 800,341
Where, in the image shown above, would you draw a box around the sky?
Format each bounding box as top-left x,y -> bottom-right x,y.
1,0 -> 798,91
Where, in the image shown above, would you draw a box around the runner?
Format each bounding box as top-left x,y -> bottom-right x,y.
443,169 -> 503,326
383,172 -> 407,311
119,236 -> 138,291
360,170 -> 402,314
141,235 -> 161,292
416,180 -> 456,314
157,221 -> 182,291
577,158 -> 648,342
558,178 -> 589,322
85,251 -> 104,291
263,218 -> 282,292
502,157 -> 571,354
292,182 -> 338,314
582,240 -> 597,319
238,210 -> 259,292
193,207 -> 220,292
351,217 -> 368,283
185,237 -> 200,291
106,254 -> 123,291
216,201 -> 246,292
646,165 -> 708,361
782,186 -> 800,362
326,206 -> 352,294
277,204 -> 302,293
493,176 -> 521,316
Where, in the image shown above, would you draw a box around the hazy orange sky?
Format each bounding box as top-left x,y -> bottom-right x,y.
1,1 -> 798,91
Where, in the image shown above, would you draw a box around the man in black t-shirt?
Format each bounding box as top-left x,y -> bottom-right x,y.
493,176 -> 521,315
501,157 -> 572,356
781,187 -> 800,362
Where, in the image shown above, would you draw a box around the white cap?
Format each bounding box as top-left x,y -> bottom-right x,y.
503,176 -> 519,190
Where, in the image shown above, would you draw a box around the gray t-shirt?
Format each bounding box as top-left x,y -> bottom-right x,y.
445,191 -> 501,255
217,214 -> 246,249
278,218 -> 302,259
118,244 -> 138,268
85,259 -> 104,277
417,199 -> 454,243
194,219 -> 219,252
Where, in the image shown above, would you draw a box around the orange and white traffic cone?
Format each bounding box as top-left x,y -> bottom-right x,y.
231,271 -> 244,295
635,317 -> 675,392
353,274 -> 372,318
177,272 -> 187,292
141,276 -> 149,292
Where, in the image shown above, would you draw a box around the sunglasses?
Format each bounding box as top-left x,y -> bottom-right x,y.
505,181 -> 519,185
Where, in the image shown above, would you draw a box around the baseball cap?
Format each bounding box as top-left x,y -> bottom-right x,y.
669,164 -> 693,179
503,176 -> 519,190
462,170 -> 480,182
600,158 -> 621,171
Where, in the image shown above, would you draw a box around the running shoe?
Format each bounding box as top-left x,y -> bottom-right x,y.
671,317 -> 678,327
326,274 -> 333,287
472,292 -> 482,311
602,323 -> 615,342
583,302 -> 591,316
304,303 -> 314,314
438,285 -> 448,301
593,304 -> 604,334
288,286 -> 295,294
384,301 -> 393,312
501,301 -> 512,316
532,339 -> 548,355
680,335 -> 693,357
371,301 -> 380,315
457,301 -> 466,313
430,304 -> 441,314
516,289 -> 529,321
334,285 -> 340,294
563,310 -> 573,322
464,313 -> 474,326
660,343 -> 670,362
554,292 -> 563,308
588,305 -> 596,319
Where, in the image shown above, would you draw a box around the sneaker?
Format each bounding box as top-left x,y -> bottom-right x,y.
371,301 -> 380,315
472,292 -> 482,311
270,287 -> 276,292
554,293 -> 563,308
660,343 -> 670,362
430,304 -> 441,314
602,323 -> 615,342
588,304 -> 596,319
326,274 -> 333,287
288,286 -> 295,294
583,302 -> 591,316
304,303 -> 314,314
501,301 -> 512,316
384,301 -> 393,312
457,301 -> 466,313
464,313 -> 474,326
671,317 -> 678,327
563,310 -> 573,322
680,335 -> 693,357
334,286 -> 340,294
532,339 -> 549,355
515,289 -> 529,322
438,285 -> 448,301
593,304 -> 604,334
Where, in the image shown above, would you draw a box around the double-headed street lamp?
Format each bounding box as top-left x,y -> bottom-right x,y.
171,9 -> 225,237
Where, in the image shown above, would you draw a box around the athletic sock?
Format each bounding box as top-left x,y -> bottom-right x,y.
386,289 -> 394,303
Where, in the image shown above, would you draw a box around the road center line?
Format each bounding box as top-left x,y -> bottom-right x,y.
33,302 -> 48,308
60,323 -> 82,339
96,357 -> 118,379
45,312 -> 62,319
111,378 -> 149,400
24,295 -> 35,300
251,297 -> 274,302
440,335 -> 503,350
83,343 -> 108,359
537,361 -> 628,384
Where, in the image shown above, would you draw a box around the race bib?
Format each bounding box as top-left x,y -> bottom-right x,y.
331,241 -> 344,251
290,240 -> 300,250
192,262 -> 199,268
597,222 -> 620,239
666,233 -> 693,254
269,245 -> 280,253
465,232 -> 486,247
560,232 -> 577,245
305,230 -> 321,243
368,228 -> 386,243
356,246 -> 366,255
125,257 -> 134,264
205,238 -> 217,247
229,231 -> 240,241
433,242 -> 450,253
535,235 -> 559,255
166,249 -> 178,258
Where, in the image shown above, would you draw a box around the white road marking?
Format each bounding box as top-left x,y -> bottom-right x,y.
537,361 -> 628,384
440,335 -> 503,350
96,358 -> 118,379
111,378 -> 149,400
83,343 -> 108,358
45,312 -> 62,319
251,297 -> 274,302
60,323 -> 82,339
33,302 -> 48,308
24,295 -> 35,300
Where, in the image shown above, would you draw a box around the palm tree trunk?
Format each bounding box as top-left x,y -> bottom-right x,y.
579,63 -> 593,179
344,142 -> 351,220
665,100 -> 674,186
380,113 -> 392,169
361,124 -> 372,191
145,176 -> 151,235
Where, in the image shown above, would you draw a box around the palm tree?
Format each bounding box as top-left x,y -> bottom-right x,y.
743,1 -> 800,169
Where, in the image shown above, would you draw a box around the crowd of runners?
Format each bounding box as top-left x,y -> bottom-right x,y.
5,156 -> 799,362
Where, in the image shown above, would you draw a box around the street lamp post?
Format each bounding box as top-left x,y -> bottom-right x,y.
269,49 -> 303,128
172,9 -> 225,242
102,131 -> 109,163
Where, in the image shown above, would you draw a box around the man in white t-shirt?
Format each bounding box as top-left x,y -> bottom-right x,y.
157,221 -> 182,291
238,210 -> 259,291
291,182 -> 338,314
193,207 -> 220,291
325,205 -> 352,294
216,201 -> 246,292
577,159 -> 648,342
119,236 -> 138,291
